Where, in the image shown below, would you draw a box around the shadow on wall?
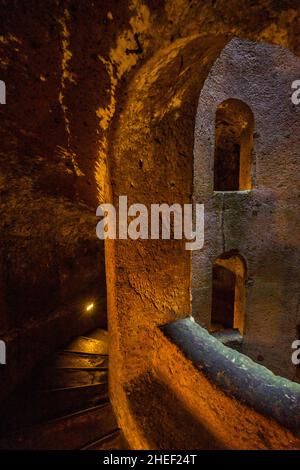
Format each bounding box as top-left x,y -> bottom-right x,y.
126,370 -> 226,450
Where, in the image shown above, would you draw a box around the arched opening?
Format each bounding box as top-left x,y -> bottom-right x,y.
214,99 -> 254,191
210,252 -> 246,335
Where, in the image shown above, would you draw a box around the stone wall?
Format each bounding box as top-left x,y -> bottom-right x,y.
193,38 -> 300,381
0,0 -> 299,448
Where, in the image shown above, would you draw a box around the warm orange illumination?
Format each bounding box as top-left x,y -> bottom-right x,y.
86,303 -> 94,312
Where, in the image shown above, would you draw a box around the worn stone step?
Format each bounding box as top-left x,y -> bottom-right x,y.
33,383 -> 109,420
85,329 -> 109,343
81,430 -> 128,450
51,351 -> 109,369
64,336 -> 108,355
36,368 -> 108,389
0,383 -> 108,434
0,403 -> 118,450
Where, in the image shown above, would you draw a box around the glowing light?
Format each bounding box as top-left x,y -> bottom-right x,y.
86,303 -> 94,312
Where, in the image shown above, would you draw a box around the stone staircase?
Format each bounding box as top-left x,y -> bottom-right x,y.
0,329 -> 127,450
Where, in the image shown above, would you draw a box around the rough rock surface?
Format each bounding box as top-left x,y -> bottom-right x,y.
193,38 -> 300,381
0,0 -> 300,449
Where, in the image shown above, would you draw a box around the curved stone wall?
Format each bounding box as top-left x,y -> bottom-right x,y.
0,0 -> 300,449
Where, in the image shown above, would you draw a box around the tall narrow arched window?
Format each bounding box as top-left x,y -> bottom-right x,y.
214,99 -> 254,191
210,252 -> 246,335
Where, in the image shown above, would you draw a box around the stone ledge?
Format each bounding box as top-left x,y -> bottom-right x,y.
161,317 -> 300,433
212,329 -> 243,352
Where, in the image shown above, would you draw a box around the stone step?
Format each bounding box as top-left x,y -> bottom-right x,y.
30,383 -> 109,423
0,383 -> 108,433
0,403 -> 118,450
81,430 -> 128,450
35,368 -> 108,389
51,351 -> 108,369
85,329 -> 109,343
64,336 -> 108,355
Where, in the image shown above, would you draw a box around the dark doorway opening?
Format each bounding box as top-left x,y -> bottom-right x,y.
211,264 -> 235,331
210,253 -> 246,334
214,99 -> 254,191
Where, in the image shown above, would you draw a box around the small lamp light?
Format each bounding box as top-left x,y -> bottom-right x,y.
86,302 -> 94,312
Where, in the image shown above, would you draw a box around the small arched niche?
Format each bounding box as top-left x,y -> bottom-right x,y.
210,252 -> 247,335
214,99 -> 254,191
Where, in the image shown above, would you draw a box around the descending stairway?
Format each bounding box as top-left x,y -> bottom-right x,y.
0,329 -> 127,450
